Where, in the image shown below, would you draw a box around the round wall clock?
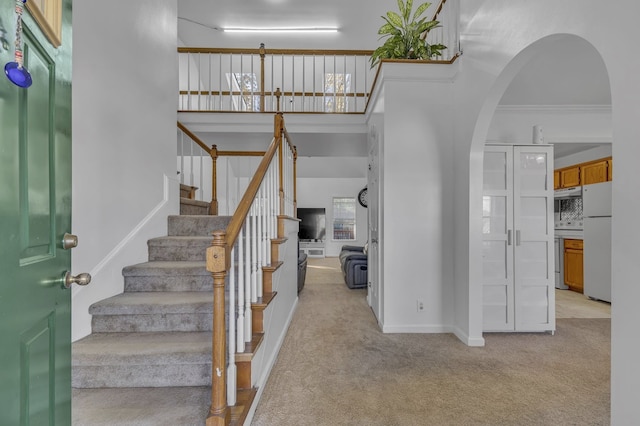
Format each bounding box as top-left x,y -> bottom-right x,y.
358,187 -> 368,208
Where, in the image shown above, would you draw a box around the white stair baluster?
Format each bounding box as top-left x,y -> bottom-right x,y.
227,246 -> 237,406
237,225 -> 245,351
251,200 -> 258,303
244,217 -> 252,342
257,188 -> 263,299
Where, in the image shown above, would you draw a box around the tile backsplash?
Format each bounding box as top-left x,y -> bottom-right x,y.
559,197 -> 583,220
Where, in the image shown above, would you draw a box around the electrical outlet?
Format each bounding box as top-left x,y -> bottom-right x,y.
417,300 -> 424,312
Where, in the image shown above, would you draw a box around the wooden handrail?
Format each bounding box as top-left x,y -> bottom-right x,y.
179,90 -> 369,98
431,0 -> 449,22
177,121 -> 212,155
223,114 -> 283,258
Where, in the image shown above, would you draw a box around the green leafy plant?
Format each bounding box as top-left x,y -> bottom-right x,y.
370,0 -> 447,67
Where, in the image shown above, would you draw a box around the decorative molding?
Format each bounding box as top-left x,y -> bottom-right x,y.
72,174 -> 175,298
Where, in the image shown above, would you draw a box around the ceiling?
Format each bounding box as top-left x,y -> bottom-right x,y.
177,2 -> 612,161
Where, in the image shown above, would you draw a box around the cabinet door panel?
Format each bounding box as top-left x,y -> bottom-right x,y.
514,146 -> 554,332
581,161 -> 608,185
560,167 -> 580,188
482,146 -> 514,331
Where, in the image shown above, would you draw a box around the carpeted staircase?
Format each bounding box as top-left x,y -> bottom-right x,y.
72,195 -> 232,422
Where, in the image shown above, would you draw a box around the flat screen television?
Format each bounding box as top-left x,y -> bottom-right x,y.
297,208 -> 326,242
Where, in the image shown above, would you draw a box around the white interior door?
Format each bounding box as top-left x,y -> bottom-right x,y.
513,146 -> 555,331
367,124 -> 381,323
482,146 -> 514,331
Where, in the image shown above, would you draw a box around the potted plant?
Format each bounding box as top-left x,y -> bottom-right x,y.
370,0 -> 446,67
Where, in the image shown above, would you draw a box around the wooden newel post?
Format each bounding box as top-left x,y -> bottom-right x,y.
259,43 -> 266,112
210,145 -> 219,215
275,88 -> 282,113
206,230 -> 230,426
275,113 -> 285,215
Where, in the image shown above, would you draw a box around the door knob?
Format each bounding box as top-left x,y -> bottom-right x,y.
62,233 -> 78,249
63,271 -> 91,289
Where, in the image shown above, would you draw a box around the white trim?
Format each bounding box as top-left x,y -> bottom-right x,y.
244,297 -> 299,426
71,174 -> 173,298
381,324 -> 451,333
450,326 -> 486,347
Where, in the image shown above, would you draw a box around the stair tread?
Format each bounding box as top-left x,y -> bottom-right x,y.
89,291 -> 214,315
123,261 -> 208,276
148,236 -> 212,243
73,331 -> 211,364
72,386 -> 211,425
180,197 -> 209,205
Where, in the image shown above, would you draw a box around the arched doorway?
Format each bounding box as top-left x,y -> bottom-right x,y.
469,34 -> 612,334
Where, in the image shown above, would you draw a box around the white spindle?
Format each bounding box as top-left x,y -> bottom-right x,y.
189,138 -> 194,188
179,131 -> 185,185
251,200 -> 258,303
218,53 -> 222,110
244,217 -> 252,342
237,224 -> 245,351
198,53 -> 202,110
256,189 -> 263,299
227,246 -> 237,406
187,53 -> 191,110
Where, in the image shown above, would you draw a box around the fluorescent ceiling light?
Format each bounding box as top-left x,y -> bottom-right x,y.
222,27 -> 338,34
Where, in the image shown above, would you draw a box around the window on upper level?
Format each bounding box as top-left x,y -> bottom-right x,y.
324,73 -> 351,113
227,72 -> 260,111
332,197 -> 356,240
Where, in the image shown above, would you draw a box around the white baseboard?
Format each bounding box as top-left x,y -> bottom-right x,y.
381,324 -> 450,333
243,296 -> 299,426
380,323 -> 486,347
451,325 -> 485,347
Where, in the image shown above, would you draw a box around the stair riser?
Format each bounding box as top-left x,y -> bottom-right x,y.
180,204 -> 209,215
73,364 -> 211,388
124,275 -> 212,292
92,313 -> 218,333
168,215 -> 232,236
148,243 -> 210,262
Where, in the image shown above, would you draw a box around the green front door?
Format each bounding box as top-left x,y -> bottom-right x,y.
0,1 -> 73,424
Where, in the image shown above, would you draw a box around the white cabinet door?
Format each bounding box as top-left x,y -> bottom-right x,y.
482,145 -> 554,332
513,146 -> 555,331
482,146 -> 514,331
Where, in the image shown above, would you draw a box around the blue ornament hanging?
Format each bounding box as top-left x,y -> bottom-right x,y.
4,0 -> 32,88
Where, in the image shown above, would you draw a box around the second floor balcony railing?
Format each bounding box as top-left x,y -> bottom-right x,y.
178,47 -> 375,114
178,0 -> 460,114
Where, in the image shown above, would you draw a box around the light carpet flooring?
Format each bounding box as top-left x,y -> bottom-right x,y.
251,257 -> 610,425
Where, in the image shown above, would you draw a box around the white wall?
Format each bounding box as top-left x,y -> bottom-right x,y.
367,63 -> 457,337
453,1 -> 640,422
487,106 -> 612,145
71,0 -> 179,341
555,145 -> 612,169
296,160 -> 368,257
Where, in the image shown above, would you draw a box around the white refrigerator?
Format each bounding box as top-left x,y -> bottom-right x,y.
582,181 -> 612,302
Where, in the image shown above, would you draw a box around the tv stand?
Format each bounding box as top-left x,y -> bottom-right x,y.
299,241 -> 325,258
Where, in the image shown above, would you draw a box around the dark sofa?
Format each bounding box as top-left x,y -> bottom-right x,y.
298,251 -> 307,293
339,245 -> 368,289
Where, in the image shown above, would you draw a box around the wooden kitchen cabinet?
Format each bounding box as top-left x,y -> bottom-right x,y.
554,171 -> 560,189
560,166 -> 581,188
564,239 -> 584,293
607,159 -> 613,181
581,160 -> 608,185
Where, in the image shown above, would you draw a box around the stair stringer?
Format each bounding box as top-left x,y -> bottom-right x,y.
244,216 -> 300,424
